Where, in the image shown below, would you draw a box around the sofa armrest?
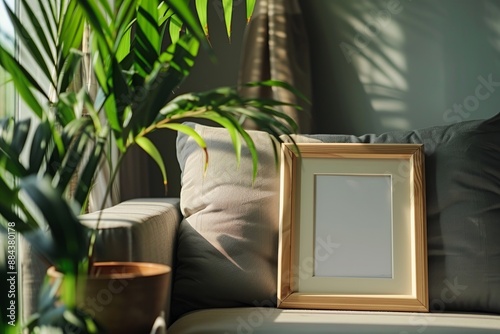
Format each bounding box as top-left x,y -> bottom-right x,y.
21,198 -> 181,325
80,198 -> 181,326
80,198 -> 181,266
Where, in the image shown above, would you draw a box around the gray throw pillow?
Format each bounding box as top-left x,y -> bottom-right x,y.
173,115 -> 500,320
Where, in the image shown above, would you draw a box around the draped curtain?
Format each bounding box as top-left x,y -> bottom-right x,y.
239,0 -> 313,133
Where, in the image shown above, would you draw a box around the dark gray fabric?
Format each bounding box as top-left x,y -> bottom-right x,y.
295,114 -> 500,313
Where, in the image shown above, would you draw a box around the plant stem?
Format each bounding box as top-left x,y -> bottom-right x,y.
136,108 -> 210,139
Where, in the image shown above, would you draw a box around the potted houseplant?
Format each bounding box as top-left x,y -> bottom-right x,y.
0,0 -> 301,333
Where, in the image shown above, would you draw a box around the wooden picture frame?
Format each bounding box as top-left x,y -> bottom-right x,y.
278,143 -> 428,312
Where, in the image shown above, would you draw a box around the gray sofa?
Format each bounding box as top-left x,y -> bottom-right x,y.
22,116 -> 500,333
169,118 -> 500,333
22,197 -> 500,333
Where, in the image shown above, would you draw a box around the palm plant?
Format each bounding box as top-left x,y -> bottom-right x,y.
0,0 -> 301,332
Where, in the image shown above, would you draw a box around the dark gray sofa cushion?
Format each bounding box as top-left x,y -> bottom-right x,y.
294,114 -> 500,313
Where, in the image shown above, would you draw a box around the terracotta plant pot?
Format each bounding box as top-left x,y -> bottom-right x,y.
47,262 -> 171,334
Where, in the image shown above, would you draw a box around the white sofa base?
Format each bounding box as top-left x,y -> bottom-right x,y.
168,308 -> 500,333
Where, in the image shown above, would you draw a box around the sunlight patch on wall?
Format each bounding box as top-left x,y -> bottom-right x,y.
357,47 -> 408,91
380,117 -> 411,129
371,99 -> 408,113
347,3 -> 410,130
371,98 -> 410,129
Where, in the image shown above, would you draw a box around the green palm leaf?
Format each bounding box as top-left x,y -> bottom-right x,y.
246,0 -> 256,22
58,0 -> 85,69
203,112 -> 244,166
0,177 -> 22,224
245,79 -> 311,104
125,34 -> 199,137
0,117 -> 29,177
35,0 -> 57,47
195,0 -> 209,38
166,0 -> 207,48
157,123 -> 206,149
0,48 -> 47,117
3,1 -> 54,88
53,118 -> 95,194
73,134 -> 106,210
58,49 -> 84,95
137,1 -> 161,55
136,136 -> 167,189
76,0 -> 113,45
222,0 -> 233,40
29,120 -> 52,174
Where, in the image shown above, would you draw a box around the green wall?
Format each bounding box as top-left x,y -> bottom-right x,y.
300,0 -> 500,134
142,0 -> 500,198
